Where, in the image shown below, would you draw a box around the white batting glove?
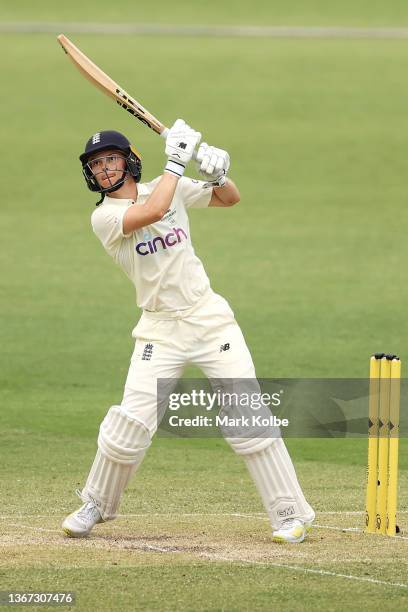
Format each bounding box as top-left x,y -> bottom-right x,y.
196,142 -> 230,187
164,119 -> 201,178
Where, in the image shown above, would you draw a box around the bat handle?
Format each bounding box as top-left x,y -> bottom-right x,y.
160,127 -> 198,161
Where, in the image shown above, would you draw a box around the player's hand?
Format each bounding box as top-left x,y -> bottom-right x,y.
196,142 -> 230,187
164,119 -> 201,178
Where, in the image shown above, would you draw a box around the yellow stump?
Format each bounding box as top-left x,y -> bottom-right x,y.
386,358 -> 401,536
365,353 -> 401,537
376,357 -> 391,534
365,355 -> 380,533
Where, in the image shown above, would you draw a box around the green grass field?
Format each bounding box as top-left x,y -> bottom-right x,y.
1,2 -> 408,610
4,0 -> 408,26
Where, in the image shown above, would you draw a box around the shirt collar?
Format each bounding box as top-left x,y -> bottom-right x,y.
104,182 -> 149,205
136,183 -> 150,197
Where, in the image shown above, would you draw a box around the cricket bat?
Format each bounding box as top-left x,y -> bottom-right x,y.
57,34 -> 169,139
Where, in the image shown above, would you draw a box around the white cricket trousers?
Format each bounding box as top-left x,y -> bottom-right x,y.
122,289 -> 256,432
81,289 -> 315,528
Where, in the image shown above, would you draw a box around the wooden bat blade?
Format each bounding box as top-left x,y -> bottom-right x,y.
57,34 -> 167,136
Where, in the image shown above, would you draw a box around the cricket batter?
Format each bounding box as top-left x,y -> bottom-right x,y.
62,119 -> 315,543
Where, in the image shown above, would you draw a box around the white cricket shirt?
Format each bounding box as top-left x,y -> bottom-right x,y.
91,176 -> 213,312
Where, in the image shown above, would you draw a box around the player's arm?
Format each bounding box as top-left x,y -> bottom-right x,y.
123,173 -> 178,234
210,179 -> 240,207
123,119 -> 201,234
196,143 -> 239,208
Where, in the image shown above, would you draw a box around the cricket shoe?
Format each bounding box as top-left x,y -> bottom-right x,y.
62,499 -> 104,538
272,518 -> 313,544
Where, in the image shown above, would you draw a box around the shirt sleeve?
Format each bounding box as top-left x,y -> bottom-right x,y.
177,177 -> 213,209
91,204 -> 131,256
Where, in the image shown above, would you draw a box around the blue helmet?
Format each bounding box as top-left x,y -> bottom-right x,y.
80,130 -> 142,203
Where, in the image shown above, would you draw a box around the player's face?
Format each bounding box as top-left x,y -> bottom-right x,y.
87,149 -> 127,188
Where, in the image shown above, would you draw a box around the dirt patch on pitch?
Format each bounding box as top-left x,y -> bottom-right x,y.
1,514 -> 407,585
100,533 -> 218,555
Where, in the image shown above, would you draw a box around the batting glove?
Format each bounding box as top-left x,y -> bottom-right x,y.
196,142 -> 230,187
165,119 -> 201,178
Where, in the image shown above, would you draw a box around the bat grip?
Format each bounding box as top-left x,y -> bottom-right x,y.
160,127 -> 198,161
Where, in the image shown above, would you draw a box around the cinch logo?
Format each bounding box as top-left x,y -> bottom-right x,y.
136,228 -> 188,256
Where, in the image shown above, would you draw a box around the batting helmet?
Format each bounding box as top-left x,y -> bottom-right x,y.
80,130 -> 142,203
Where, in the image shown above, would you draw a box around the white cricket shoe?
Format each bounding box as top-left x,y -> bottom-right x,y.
272,518 -> 313,544
62,500 -> 103,538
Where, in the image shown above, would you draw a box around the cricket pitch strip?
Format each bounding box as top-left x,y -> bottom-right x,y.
1,511 -> 407,610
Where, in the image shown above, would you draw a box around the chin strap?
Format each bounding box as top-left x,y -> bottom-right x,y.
94,171 -> 130,206
95,193 -> 105,206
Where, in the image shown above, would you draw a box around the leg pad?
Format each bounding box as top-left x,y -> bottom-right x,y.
81,406 -> 151,520
228,436 -> 315,530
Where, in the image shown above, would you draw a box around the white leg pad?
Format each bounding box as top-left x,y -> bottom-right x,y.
80,405 -> 151,520
230,437 -> 315,530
